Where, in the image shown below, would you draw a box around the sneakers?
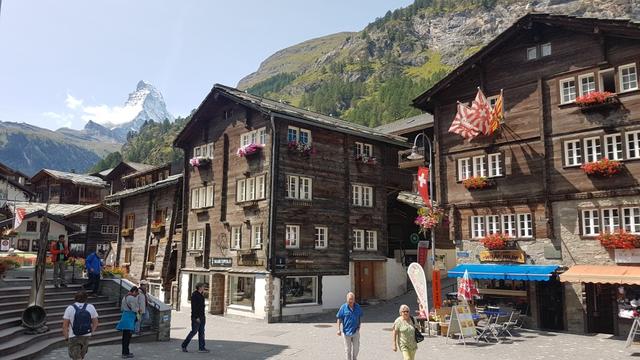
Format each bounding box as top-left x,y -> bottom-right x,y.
121,354 -> 134,358
198,349 -> 210,353
181,347 -> 188,352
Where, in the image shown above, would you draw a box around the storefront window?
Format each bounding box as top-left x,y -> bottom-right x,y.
617,285 -> 640,319
285,276 -> 318,305
229,275 -> 254,308
17,239 -> 30,251
188,274 -> 209,302
475,279 -> 530,315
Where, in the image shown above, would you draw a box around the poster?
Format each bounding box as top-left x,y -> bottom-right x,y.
407,262 -> 429,313
0,239 -> 9,251
417,241 -> 429,267
447,304 -> 477,339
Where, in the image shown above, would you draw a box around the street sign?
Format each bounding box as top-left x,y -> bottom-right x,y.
210,257 -> 232,267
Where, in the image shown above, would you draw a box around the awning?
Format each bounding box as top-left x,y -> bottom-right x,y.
560,265 -> 640,285
448,264 -> 560,281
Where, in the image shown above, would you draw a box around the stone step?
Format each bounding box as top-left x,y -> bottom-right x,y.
0,295 -> 111,311
0,306 -> 122,331
0,284 -> 83,295
0,290 -> 80,304
0,313 -> 122,343
0,278 -> 83,288
0,301 -> 117,321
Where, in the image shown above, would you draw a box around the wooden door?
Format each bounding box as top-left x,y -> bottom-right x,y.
356,261 -> 375,302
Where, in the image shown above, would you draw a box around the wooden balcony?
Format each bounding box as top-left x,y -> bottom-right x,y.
398,147 -> 427,169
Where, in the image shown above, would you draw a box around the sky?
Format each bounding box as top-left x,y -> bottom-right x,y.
0,0 -> 414,130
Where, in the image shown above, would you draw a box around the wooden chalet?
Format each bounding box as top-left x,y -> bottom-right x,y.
174,84 -> 412,321
93,161 -> 157,196
30,169 -> 108,204
413,13 -> 640,335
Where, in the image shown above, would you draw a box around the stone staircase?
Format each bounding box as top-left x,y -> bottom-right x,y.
0,279 -> 155,359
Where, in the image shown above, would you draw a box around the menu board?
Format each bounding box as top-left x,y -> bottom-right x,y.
448,304 -> 477,339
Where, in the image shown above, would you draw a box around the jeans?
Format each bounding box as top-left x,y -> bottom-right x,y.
53,261 -> 66,286
181,317 -> 206,350
85,272 -> 100,293
122,330 -> 133,355
135,311 -> 150,334
342,331 -> 360,360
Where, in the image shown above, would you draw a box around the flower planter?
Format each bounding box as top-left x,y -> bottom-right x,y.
598,230 -> 639,249
576,92 -> 619,112
581,158 -> 623,177
189,156 -> 211,168
415,205 -> 447,235
356,155 -> 377,165
150,224 -> 165,234
120,228 -> 133,237
463,177 -> 495,191
237,143 -> 264,157
287,141 -> 314,156
481,233 -> 511,250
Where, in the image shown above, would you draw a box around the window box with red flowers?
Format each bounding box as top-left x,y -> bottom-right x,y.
463,177 -> 495,190
581,158 -> 623,177
355,155 -> 377,165
414,205 -> 447,235
481,233 -> 512,250
575,91 -> 619,111
189,156 -> 211,168
287,141 -> 314,156
598,230 -> 640,249
236,143 -> 264,158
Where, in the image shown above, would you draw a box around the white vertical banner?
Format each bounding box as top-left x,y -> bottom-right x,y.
407,262 -> 429,313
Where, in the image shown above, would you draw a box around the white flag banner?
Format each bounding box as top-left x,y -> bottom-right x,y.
407,262 -> 429,313
13,208 -> 26,230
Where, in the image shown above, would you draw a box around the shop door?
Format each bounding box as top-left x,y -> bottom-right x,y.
586,283 -> 615,334
537,278 -> 565,330
356,261 -> 375,302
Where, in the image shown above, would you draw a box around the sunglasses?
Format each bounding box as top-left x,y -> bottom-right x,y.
401,310 -> 409,313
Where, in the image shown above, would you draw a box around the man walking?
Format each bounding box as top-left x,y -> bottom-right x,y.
181,283 -> 209,353
135,281 -> 150,335
83,250 -> 103,295
62,291 -> 99,360
50,235 -> 69,288
337,292 -> 363,360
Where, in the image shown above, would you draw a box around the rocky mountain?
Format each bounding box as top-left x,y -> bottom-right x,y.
238,0 -> 640,127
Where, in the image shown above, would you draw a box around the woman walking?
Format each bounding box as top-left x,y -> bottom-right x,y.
392,304 -> 418,360
117,286 -> 139,358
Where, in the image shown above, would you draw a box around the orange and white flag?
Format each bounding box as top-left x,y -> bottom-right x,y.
489,90 -> 504,134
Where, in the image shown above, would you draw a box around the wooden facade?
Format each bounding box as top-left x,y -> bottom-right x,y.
66,204 -> 119,257
30,169 -> 107,204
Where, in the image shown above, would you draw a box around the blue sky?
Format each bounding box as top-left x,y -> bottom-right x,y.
0,0 -> 413,130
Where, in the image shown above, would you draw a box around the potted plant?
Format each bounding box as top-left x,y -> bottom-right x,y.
598,230 -> 639,249
481,233 -> 510,250
414,205 -> 447,235
575,91 -> 618,111
237,143 -> 264,157
463,176 -> 494,190
151,221 -> 165,233
581,158 -> 623,177
287,141 -> 314,156
189,156 -> 211,168
101,265 -> 128,279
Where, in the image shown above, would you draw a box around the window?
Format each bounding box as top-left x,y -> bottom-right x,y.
286,175 -> 312,201
247,178 -> 255,201
579,73 -> 596,96
365,230 -> 377,251
101,225 -> 119,234
286,225 -> 300,249
526,47 -> 537,60
564,140 -> 582,166
541,43 -> 552,57
314,227 -> 328,249
251,224 -> 262,249
471,216 -> 485,239
627,131 -> 640,159
231,227 -> 242,250
191,185 -> 214,209
458,158 -> 472,181
355,142 -> 373,158
236,175 -> 265,202
288,126 -> 312,145
518,213 -> 533,238
237,179 -> 246,202
560,78 -> 576,104
299,129 -> 311,145
486,215 -> 500,235
256,175 -> 266,199
17,239 -> 29,251
472,156 -> 486,177
229,275 -> 254,308
188,229 -> 204,250
193,142 -> 214,159
241,127 -> 267,146
93,211 -> 103,219
501,214 -> 517,237
353,229 -> 364,250
599,69 -> 616,92
604,134 -> 623,160
583,137 -> 601,163
125,214 -> 135,229
124,247 -> 132,263
601,208 -> 620,234
188,274 -> 209,303
620,63 -> 638,92
284,276 -> 318,305
623,207 -> 640,234
488,153 -> 502,177
75,224 -> 87,233
582,209 -> 600,236
26,221 -> 37,232
352,185 -> 373,207
287,127 -> 298,143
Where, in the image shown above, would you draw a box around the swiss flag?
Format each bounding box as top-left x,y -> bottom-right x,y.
417,167 -> 430,205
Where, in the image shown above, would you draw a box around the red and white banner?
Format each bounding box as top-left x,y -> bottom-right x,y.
13,208 -> 26,230
417,167 -> 430,205
417,241 -> 429,267
470,88 -> 492,135
457,269 -> 480,301
408,262 -> 429,313
448,102 -> 480,140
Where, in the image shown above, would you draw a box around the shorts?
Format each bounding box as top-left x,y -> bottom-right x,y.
68,336 -> 89,360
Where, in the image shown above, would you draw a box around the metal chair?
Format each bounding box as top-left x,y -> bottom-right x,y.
497,310 -> 520,338
476,315 -> 500,343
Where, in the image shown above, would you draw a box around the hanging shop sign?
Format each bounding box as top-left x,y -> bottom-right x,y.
479,250 -> 526,264
210,257 -> 232,268
615,249 -> 640,264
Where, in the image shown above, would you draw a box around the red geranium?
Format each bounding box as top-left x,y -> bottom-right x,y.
463,177 -> 493,190
581,158 -> 622,177
575,91 -> 616,106
598,230 -> 639,249
481,233 -> 510,250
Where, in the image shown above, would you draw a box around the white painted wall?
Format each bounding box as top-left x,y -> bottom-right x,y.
227,274 -> 269,320
179,272 -> 191,312
322,275 -> 351,310
385,259 -> 407,300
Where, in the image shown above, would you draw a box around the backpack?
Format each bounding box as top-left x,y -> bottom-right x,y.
72,303 -> 92,336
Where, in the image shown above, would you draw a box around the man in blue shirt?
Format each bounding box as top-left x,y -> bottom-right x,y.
336,292 -> 363,360
83,250 -> 103,295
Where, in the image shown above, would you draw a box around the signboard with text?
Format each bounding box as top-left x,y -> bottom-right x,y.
210,257 -> 232,267
479,250 -> 526,263
432,270 -> 441,309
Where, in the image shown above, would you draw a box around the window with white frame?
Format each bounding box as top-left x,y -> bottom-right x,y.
237,175 -> 266,202
518,213 -> 533,238
237,179 -> 246,202
193,143 -> 214,159
352,185 -> 373,207
231,226 -> 242,249
247,178 -> 255,201
541,43 -> 552,57
353,229 -> 364,250
458,158 -> 472,181
365,230 -> 377,251
188,229 -> 204,250
286,225 -> 300,249
314,226 -> 328,249
601,208 -> 620,234
101,225 -> 119,234
623,207 -> 640,234
191,185 -> 214,209
604,134 -> 623,160
251,224 -> 262,248
582,209 -> 600,236
627,131 -> 640,159
526,47 -> 537,60
286,175 -> 312,201
560,78 -> 576,104
564,140 -> 582,166
256,175 -> 265,199
472,156 -> 486,177
579,73 -> 596,96
288,126 -> 311,145
488,153 -> 502,177
486,215 -> 500,235
620,63 -> 638,92
241,127 -> 267,147
471,216 -> 485,239
355,142 -> 373,158
501,214 -> 517,237
583,137 -> 601,163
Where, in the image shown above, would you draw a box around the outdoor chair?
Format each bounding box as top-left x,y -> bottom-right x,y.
496,310 -> 520,338
476,315 -> 500,343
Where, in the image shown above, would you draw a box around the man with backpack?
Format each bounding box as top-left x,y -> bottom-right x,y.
62,291 -> 99,360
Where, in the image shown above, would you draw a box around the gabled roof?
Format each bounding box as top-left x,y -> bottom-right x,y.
0,210 -> 80,232
413,13 -> 640,111
31,169 -> 107,187
0,161 -> 29,180
174,84 -> 410,148
374,113 -> 433,136
121,163 -> 171,181
10,202 -> 116,218
103,161 -> 158,181
105,174 -> 182,201
0,174 -> 35,196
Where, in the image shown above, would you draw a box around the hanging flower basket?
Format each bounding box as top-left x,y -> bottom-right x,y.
598,230 -> 640,249
236,143 -> 264,157
481,233 -> 511,250
287,141 -> 314,156
189,156 -> 211,168
356,155 -> 377,165
575,91 -> 618,111
463,176 -> 494,190
581,158 -> 623,177
414,205 -> 447,235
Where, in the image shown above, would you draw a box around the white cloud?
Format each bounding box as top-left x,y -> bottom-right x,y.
80,104 -> 141,125
42,111 -> 74,128
65,94 -> 83,110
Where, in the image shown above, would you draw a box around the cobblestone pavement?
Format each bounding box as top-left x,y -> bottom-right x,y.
45,291 -> 637,360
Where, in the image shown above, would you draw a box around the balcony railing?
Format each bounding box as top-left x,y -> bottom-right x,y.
398,147 -> 427,169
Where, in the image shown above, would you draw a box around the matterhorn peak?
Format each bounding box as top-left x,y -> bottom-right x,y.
136,80 -> 153,91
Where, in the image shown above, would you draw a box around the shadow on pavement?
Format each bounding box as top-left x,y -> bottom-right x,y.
171,338 -> 289,359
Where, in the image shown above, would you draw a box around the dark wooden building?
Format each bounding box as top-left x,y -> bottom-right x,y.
174,84 -> 411,321
30,169 -> 108,204
413,14 -> 640,335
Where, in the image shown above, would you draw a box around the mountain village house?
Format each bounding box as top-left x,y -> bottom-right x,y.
412,14 -> 640,335
31,169 -> 108,205
173,84 -> 413,321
